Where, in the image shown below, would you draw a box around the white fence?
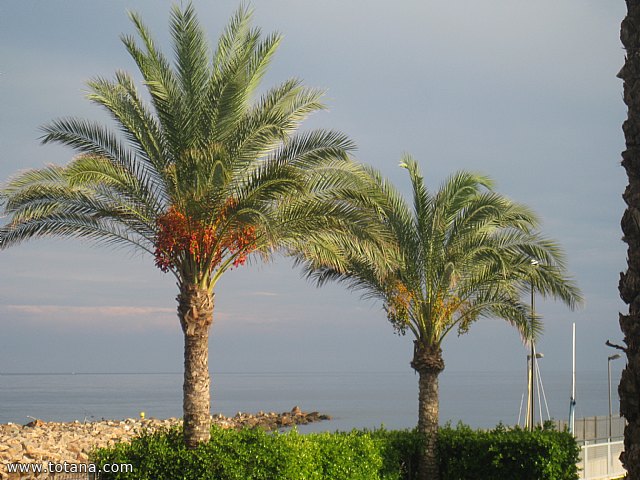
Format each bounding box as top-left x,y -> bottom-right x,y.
578,440 -> 625,480
552,415 -> 626,479
554,416 -> 625,443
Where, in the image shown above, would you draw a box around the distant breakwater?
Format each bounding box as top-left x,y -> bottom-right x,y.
0,407 -> 330,479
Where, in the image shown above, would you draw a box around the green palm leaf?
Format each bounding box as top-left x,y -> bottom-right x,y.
0,2 -> 372,448
290,154 -> 582,477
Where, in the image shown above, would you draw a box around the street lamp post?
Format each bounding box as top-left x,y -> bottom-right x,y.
608,353 -> 621,439
529,343 -> 535,430
527,351 -> 544,430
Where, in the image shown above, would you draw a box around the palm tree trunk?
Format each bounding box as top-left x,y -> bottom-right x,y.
619,1 -> 640,477
411,341 -> 445,480
178,283 -> 214,448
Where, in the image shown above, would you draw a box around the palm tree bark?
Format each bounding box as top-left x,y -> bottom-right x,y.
178,283 -> 214,448
619,1 -> 640,477
411,341 -> 445,480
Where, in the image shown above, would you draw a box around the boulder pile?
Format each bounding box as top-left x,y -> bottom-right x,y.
0,407 -> 330,479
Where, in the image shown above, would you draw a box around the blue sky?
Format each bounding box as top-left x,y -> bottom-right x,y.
0,0 -> 628,387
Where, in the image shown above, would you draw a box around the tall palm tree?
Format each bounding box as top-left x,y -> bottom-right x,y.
294,157 -> 581,480
0,4 -> 372,448
618,1 -> 640,476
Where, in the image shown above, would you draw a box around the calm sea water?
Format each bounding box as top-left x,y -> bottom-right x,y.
0,370 -> 621,432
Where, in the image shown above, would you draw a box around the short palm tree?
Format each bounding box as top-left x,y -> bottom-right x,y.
0,4 -> 372,447
295,156 -> 582,480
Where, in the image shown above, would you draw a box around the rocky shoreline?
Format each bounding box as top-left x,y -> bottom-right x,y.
0,407 -> 331,479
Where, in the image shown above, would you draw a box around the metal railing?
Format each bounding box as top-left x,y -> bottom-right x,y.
579,439 -> 624,480
550,416 -> 626,480
554,415 -> 625,443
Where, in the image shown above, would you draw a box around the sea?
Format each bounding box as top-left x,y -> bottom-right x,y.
0,370 -> 622,432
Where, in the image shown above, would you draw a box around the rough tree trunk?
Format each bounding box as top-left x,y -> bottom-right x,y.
411,341 -> 445,480
178,283 -> 214,448
619,1 -> 640,477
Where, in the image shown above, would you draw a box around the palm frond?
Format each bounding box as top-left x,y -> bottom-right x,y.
297,155 -> 582,349
121,11 -> 183,159
86,71 -> 167,172
2,3 -> 363,295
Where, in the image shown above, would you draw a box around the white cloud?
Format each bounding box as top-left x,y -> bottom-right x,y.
1,304 -> 177,332
5,304 -> 173,316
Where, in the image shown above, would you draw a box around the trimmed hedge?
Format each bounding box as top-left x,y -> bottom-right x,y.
92,424 -> 579,480
93,427 -> 393,480
438,424 -> 580,480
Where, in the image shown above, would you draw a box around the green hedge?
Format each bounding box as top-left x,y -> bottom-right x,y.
93,427 -> 396,480
437,424 -> 580,480
92,424 -> 578,480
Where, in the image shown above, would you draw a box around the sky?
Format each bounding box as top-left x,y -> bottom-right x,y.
0,0 -> 629,392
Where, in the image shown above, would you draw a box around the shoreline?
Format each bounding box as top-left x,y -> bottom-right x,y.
0,407 -> 330,479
